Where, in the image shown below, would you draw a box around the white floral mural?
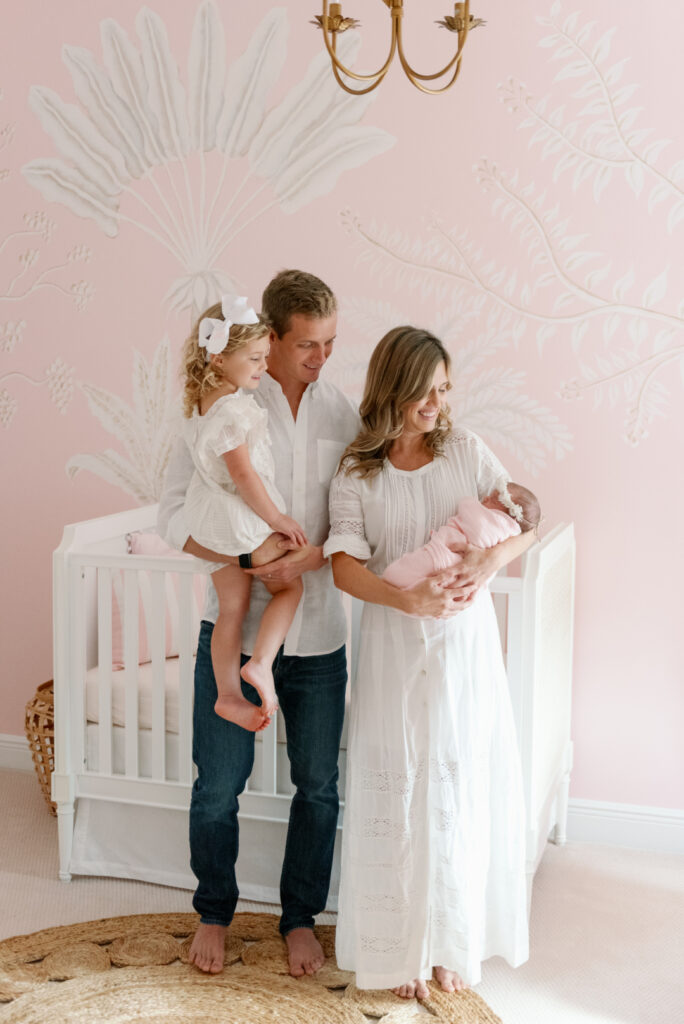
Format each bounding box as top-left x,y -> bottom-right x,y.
342,2 -> 684,447
23,3 -> 395,318
0,87 -> 90,427
66,337 -> 178,502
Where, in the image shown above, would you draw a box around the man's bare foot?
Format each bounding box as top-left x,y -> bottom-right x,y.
434,966 -> 467,992
285,928 -> 325,977
240,659 -> 278,718
188,923 -> 226,974
393,978 -> 430,999
214,694 -> 269,731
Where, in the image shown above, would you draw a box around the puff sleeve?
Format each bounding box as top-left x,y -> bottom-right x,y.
204,395 -> 267,457
468,431 -> 511,501
323,469 -> 372,562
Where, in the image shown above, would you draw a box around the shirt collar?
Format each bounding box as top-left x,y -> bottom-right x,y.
263,371 -> 319,399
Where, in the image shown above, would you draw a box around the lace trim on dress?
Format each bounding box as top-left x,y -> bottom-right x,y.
360,934 -> 408,955
328,519 -> 366,537
360,762 -> 425,795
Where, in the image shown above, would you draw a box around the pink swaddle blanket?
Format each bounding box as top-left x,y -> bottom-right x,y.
383,496 -> 520,590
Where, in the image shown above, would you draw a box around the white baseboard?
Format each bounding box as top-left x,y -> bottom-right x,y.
567,798 -> 684,856
0,733 -> 33,773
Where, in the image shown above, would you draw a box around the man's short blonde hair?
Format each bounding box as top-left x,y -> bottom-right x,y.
262,269 -> 337,338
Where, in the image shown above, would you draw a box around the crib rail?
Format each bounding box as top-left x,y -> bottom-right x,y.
52,505 -> 574,886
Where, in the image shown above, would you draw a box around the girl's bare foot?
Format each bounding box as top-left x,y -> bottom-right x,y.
285,928 -> 325,977
240,658 -> 278,718
188,923 -> 226,974
393,978 -> 430,999
434,966 -> 467,992
214,694 -> 269,731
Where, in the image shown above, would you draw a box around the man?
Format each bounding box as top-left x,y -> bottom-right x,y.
158,270 -> 359,977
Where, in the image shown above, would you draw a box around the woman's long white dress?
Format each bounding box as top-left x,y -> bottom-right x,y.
323,428 -> 529,989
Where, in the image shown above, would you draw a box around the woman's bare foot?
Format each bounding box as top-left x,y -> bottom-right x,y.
188,923 -> 226,974
240,659 -> 278,718
434,966 -> 467,992
214,694 -> 269,731
393,978 -> 430,999
285,928 -> 325,977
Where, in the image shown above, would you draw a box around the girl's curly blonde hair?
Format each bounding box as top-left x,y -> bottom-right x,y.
182,301 -> 270,417
341,326 -> 452,478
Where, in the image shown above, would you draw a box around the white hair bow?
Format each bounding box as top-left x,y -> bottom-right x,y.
495,481 -> 524,524
198,295 -> 260,358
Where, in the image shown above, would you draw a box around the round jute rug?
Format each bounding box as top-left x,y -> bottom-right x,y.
0,912 -> 503,1023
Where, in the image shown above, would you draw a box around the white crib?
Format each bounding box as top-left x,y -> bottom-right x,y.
52,504 -> 575,910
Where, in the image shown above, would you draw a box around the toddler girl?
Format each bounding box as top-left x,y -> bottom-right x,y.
181,295 -> 306,732
383,481 -> 540,590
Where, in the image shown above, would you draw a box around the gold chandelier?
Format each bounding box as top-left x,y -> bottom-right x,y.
312,1 -> 485,95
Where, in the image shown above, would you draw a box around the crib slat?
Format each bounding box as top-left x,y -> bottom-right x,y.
96,568 -> 113,776
122,570 -> 139,778
177,572 -> 194,785
147,571 -> 166,780
72,563 -> 88,777
506,590 -> 524,752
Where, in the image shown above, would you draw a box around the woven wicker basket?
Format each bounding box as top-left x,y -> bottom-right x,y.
25,680 -> 56,815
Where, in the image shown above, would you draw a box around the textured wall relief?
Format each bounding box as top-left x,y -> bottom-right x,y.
343,3 -> 683,449
23,2 -> 396,500
24,2 -> 395,319
65,337 -> 178,503
0,89 -> 93,428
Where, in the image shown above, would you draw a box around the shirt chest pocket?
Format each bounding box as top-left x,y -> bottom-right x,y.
317,439 -> 346,485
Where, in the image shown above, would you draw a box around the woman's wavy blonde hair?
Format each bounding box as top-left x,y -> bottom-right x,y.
182,301 -> 270,417
341,326 -> 452,478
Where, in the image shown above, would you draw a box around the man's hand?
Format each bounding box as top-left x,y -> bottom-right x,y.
246,543 -> 326,584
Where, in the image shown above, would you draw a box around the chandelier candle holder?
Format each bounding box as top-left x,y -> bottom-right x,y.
312,0 -> 485,95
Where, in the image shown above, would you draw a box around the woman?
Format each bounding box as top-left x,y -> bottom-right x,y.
323,327 -> 534,998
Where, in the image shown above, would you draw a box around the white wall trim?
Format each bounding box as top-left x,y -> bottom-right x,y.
567,798 -> 684,856
0,733 -> 33,773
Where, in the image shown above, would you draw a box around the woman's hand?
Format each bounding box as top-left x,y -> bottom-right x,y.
271,514 -> 307,548
443,543 -> 500,592
402,568 -> 477,619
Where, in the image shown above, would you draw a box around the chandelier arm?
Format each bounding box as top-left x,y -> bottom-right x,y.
395,0 -> 469,81
319,0 -> 397,82
404,56 -> 465,94
329,57 -> 389,95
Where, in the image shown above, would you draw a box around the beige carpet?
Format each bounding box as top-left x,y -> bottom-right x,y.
0,911 -> 501,1022
2,769 -> 683,1024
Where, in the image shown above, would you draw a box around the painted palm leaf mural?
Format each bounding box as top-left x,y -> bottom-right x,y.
23,3 -> 395,318
20,3 -> 394,500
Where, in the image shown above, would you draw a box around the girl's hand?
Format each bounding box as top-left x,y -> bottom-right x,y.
402,569 -> 477,619
271,514 -> 307,548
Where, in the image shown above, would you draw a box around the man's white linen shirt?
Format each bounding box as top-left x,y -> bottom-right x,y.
158,372 -> 359,657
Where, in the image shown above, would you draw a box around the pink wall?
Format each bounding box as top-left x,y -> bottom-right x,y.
1,1 -> 682,809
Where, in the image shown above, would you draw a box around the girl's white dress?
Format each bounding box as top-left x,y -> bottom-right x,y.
323,428 -> 529,989
182,391 -> 285,556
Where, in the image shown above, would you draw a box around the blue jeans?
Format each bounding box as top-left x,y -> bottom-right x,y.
189,620 -> 347,935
